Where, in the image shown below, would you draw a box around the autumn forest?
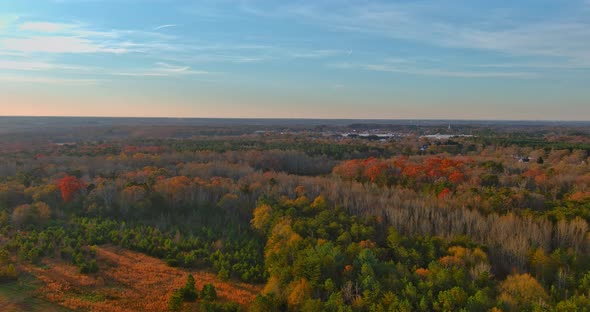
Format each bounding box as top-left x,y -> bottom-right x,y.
1,118 -> 590,311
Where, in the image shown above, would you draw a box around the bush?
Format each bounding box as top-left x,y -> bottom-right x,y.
168,289 -> 184,311
182,274 -> 198,301
0,264 -> 18,282
79,260 -> 99,274
201,283 -> 217,301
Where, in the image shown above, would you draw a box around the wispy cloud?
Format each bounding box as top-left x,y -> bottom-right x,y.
0,17 -> 216,86
239,1 -> 590,66
475,62 -> 589,70
2,20 -> 126,55
164,45 -> 349,65
365,64 -> 536,78
330,61 -> 536,78
440,23 -> 590,65
154,24 -> 177,30
2,36 -> 127,54
329,83 -> 344,89
113,62 -> 210,77
0,60 -> 57,71
0,51 -> 27,57
0,74 -> 98,85
1,19 -> 179,57
162,48 -> 273,64
155,62 -> 190,73
20,22 -> 73,32
290,49 -> 343,59
0,15 -> 19,32
0,59 -> 94,72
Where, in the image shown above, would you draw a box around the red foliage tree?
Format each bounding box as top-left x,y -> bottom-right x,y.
334,155 -> 471,189
437,188 -> 452,199
333,159 -> 363,181
57,175 -> 85,202
449,171 -> 465,183
363,158 -> 388,183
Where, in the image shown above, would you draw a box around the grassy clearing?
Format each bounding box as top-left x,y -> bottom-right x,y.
0,273 -> 71,312
74,292 -> 107,303
19,245 -> 262,312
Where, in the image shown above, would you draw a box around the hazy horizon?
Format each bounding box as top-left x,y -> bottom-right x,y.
1,115 -> 589,124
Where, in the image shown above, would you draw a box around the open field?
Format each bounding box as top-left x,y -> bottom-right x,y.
19,246 -> 262,312
0,273 -> 71,312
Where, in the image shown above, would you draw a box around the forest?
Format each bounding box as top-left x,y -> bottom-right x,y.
1,118 -> 590,311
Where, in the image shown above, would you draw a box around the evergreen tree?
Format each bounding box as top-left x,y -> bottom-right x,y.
183,274 -> 198,301
202,283 -> 218,301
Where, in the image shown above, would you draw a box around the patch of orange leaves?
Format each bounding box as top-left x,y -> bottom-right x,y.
438,255 -> 464,267
569,191 -> 590,202
415,268 -> 430,278
437,188 -> 452,199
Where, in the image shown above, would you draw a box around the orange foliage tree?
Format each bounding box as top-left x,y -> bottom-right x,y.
333,155 -> 470,189
57,175 -> 86,202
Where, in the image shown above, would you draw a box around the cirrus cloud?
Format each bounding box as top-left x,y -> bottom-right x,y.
20,22 -> 74,32
113,62 -> 210,77
0,74 -> 98,85
2,36 -> 127,54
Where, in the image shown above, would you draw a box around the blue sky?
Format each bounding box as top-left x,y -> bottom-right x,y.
0,0 -> 589,119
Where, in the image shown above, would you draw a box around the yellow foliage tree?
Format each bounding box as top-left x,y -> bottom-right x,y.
263,275 -> 281,295
251,204 -> 273,234
288,278 -> 311,308
530,248 -> 555,283
310,195 -> 327,211
33,201 -> 51,221
266,218 -> 302,255
499,273 -> 548,311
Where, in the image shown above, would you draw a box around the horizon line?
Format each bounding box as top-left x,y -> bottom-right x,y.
0,115 -> 589,123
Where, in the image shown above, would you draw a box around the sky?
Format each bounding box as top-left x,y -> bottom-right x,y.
0,0 -> 589,120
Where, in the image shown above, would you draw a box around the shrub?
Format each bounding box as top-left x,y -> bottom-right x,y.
182,274 -> 198,301
168,289 -> 184,311
201,283 -> 217,301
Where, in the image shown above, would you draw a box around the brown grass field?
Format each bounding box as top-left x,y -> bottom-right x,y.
20,245 -> 262,311
0,273 -> 70,312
